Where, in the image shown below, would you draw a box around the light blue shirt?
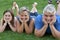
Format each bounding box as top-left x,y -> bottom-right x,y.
35,14 -> 60,34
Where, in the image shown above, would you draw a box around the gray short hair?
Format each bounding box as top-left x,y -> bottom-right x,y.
43,4 -> 56,14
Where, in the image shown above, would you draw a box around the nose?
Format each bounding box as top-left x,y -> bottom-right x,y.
47,17 -> 50,20
7,16 -> 10,19
22,16 -> 25,19
7,17 -> 10,19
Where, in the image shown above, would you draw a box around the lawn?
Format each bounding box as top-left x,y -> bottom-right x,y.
0,0 -> 58,40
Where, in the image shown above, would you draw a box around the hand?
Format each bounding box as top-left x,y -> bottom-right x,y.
7,21 -> 11,25
20,19 -> 26,23
25,18 -> 29,23
20,18 -> 23,23
49,16 -> 56,25
3,21 -> 7,27
42,16 -> 48,25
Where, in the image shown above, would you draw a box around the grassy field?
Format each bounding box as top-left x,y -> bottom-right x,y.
0,0 -> 58,40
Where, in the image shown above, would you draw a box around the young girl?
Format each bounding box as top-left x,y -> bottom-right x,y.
0,10 -> 17,32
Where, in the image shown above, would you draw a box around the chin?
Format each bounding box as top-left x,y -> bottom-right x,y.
47,22 -> 50,24
9,20 -> 12,21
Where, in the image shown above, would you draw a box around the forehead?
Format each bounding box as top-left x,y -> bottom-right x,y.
44,12 -> 54,15
5,12 -> 11,15
20,11 -> 29,15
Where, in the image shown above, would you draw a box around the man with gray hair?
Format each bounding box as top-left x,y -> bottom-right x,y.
34,4 -> 60,38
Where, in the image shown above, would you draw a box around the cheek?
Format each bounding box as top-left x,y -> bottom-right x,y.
25,17 -> 29,20
43,16 -> 47,18
4,16 -> 7,20
50,16 -> 54,20
43,16 -> 47,20
25,16 -> 29,18
9,17 -> 12,20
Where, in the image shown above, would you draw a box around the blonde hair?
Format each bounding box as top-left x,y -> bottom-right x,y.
19,7 -> 30,14
43,4 -> 56,14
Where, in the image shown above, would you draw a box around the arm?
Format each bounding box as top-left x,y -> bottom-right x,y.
16,20 -> 24,33
8,21 -> 16,32
0,19 -> 7,32
49,16 -> 60,38
34,24 -> 48,37
34,16 -> 48,37
49,24 -> 60,38
24,19 -> 34,34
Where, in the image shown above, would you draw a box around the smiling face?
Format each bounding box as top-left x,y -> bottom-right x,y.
43,12 -> 55,23
3,12 -> 12,22
19,11 -> 29,22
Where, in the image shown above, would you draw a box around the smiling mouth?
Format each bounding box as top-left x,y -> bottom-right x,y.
25,18 -> 27,20
21,18 -> 23,20
6,18 -> 10,20
21,18 -> 28,20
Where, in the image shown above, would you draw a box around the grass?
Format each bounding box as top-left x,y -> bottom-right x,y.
0,0 -> 58,40
0,31 -> 57,40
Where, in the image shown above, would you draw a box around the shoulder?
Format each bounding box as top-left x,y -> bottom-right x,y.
14,17 -> 18,21
56,15 -> 60,23
14,16 -> 20,21
14,17 -> 19,23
